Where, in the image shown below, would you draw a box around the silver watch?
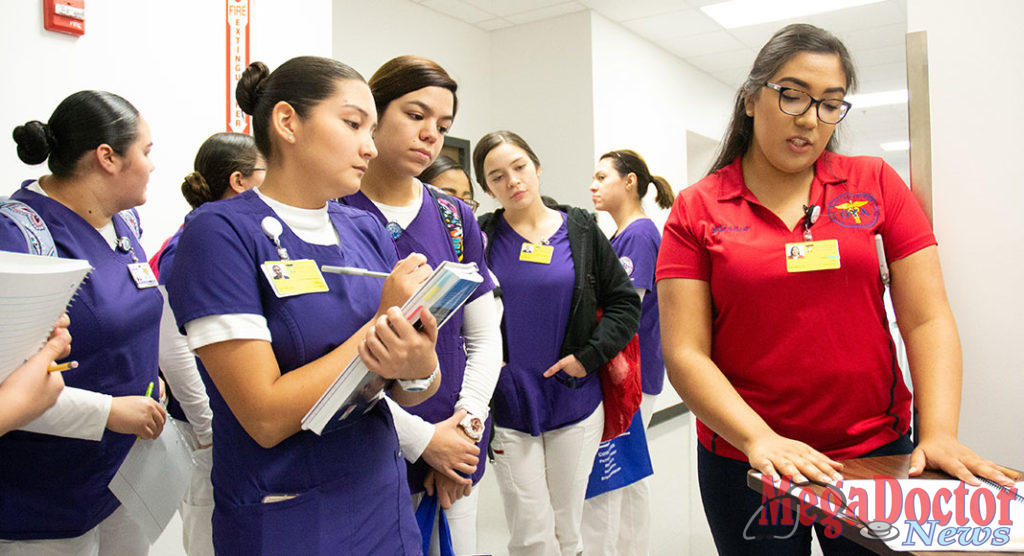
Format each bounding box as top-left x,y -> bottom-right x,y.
396,366 -> 439,392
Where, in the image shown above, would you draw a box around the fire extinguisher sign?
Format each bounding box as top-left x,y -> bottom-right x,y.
226,0 -> 251,134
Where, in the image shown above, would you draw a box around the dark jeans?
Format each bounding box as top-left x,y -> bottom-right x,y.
697,434 -> 914,556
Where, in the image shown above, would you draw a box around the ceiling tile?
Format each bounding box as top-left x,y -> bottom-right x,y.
836,22 -> 906,51
686,48 -> 755,74
579,0 -> 687,22
462,0 -> 583,18
622,7 -> 721,41
505,2 -> 586,24
419,0 -> 495,23
855,62 -> 908,91
710,66 -> 752,89
852,43 -> 906,68
660,30 -> 746,58
475,17 -> 514,30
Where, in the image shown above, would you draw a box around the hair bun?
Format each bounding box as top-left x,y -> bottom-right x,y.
12,120 -> 54,165
236,61 -> 270,116
181,171 -> 214,209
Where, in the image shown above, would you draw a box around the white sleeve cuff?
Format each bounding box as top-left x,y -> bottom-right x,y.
385,397 -> 435,463
185,313 -> 272,352
19,387 -> 112,441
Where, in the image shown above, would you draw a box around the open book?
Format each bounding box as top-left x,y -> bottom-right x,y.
301,260 -> 483,435
0,251 -> 92,381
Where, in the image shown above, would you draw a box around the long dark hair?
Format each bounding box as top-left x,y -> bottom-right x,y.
472,130 -> 541,194
600,149 -> 674,209
369,55 -> 458,119
181,132 -> 259,209
12,91 -> 140,178
236,56 -> 364,161
708,23 -> 857,175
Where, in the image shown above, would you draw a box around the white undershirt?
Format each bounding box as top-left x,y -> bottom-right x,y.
371,183 -> 423,231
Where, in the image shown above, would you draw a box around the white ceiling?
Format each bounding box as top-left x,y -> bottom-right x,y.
410,0 -> 911,177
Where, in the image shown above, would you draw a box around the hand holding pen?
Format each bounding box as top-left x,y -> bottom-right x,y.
106,380 -> 166,440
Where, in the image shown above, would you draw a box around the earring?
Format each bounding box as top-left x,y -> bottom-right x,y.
288,135 -> 295,142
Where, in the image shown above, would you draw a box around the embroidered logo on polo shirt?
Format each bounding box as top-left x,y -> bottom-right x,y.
828,193 -> 878,228
619,256 -> 634,277
711,225 -> 750,234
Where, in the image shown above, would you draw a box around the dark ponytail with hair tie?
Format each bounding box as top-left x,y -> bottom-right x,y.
601,149 -> 675,210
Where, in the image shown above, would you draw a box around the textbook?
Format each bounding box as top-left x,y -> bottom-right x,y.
0,251 -> 92,382
301,260 -> 483,435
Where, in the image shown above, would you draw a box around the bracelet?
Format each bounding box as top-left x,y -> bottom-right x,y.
396,364 -> 439,392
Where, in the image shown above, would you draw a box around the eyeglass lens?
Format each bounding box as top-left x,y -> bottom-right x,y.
778,89 -> 849,124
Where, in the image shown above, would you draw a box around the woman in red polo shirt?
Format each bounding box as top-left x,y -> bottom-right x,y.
656,23 -> 1014,555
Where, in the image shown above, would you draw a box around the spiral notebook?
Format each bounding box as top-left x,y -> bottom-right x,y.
301,260 -> 483,435
0,250 -> 92,381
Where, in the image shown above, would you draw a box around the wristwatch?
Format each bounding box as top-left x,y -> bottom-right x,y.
396,365 -> 439,392
458,412 -> 485,442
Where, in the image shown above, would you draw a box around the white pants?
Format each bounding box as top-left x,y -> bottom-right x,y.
581,394 -> 658,556
491,404 -> 604,556
0,503 -> 148,556
179,444 -> 214,556
412,485 -> 480,556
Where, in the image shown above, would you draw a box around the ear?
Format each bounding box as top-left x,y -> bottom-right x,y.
743,93 -> 755,118
536,164 -> 542,178
271,101 -> 299,145
227,171 -> 248,196
94,144 -> 120,175
626,172 -> 638,189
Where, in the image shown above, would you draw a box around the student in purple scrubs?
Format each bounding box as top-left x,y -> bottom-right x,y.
341,55 -> 501,556
419,155 -> 478,211
0,315 -> 70,436
151,132 -> 265,556
474,131 -> 641,556
582,149 -> 675,556
1,90 -> 167,554
166,56 -> 440,555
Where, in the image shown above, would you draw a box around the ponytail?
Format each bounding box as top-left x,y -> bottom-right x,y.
600,149 -> 674,208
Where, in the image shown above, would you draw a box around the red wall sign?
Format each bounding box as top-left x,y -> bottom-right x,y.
226,0 -> 251,133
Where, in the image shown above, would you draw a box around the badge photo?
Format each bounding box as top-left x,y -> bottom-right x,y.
260,259 -> 330,297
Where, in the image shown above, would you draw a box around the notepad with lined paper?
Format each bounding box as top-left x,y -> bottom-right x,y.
0,250 -> 92,381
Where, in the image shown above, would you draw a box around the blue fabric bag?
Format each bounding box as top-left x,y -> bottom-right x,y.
415,492 -> 455,556
585,410 -> 654,498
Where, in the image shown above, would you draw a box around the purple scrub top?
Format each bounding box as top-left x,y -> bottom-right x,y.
342,187 -> 496,490
487,213 -> 602,435
0,181 -> 162,540
610,218 -> 665,395
167,190 -> 421,555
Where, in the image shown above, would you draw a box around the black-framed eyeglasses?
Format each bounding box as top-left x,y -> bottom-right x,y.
764,82 -> 852,124
463,198 -> 480,212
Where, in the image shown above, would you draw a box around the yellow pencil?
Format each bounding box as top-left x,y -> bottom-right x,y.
47,361 -> 78,373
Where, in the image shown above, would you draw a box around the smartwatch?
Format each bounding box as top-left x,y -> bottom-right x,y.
396,365 -> 439,392
458,412 -> 485,442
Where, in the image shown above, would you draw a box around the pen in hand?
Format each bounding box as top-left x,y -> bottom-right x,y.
321,265 -> 389,279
